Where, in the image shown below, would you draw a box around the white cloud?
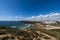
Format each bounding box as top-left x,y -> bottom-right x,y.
25,12 -> 60,21
0,12 -> 60,21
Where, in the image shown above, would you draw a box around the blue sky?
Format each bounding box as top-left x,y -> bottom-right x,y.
0,0 -> 60,21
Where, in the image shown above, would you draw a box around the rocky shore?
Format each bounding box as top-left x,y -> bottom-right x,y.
0,26 -> 57,40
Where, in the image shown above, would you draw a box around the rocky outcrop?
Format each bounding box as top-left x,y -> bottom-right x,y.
0,26 -> 57,40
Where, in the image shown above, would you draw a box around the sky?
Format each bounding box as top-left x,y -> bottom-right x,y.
0,0 -> 60,21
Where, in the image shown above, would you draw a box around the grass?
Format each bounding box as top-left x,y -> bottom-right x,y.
40,29 -> 60,39
0,25 -> 60,39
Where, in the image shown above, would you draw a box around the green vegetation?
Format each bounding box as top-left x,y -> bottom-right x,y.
0,25 -> 41,40
51,21 -> 60,26
0,25 -> 60,40
40,29 -> 60,39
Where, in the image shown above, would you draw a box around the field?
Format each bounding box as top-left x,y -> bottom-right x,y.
40,29 -> 60,40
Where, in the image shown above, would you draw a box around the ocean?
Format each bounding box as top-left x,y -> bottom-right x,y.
0,21 -> 19,26
0,21 -> 32,29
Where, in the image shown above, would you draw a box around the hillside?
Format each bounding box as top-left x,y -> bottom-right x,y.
0,26 -> 57,40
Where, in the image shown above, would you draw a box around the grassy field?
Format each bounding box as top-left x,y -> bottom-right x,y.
40,29 -> 60,39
